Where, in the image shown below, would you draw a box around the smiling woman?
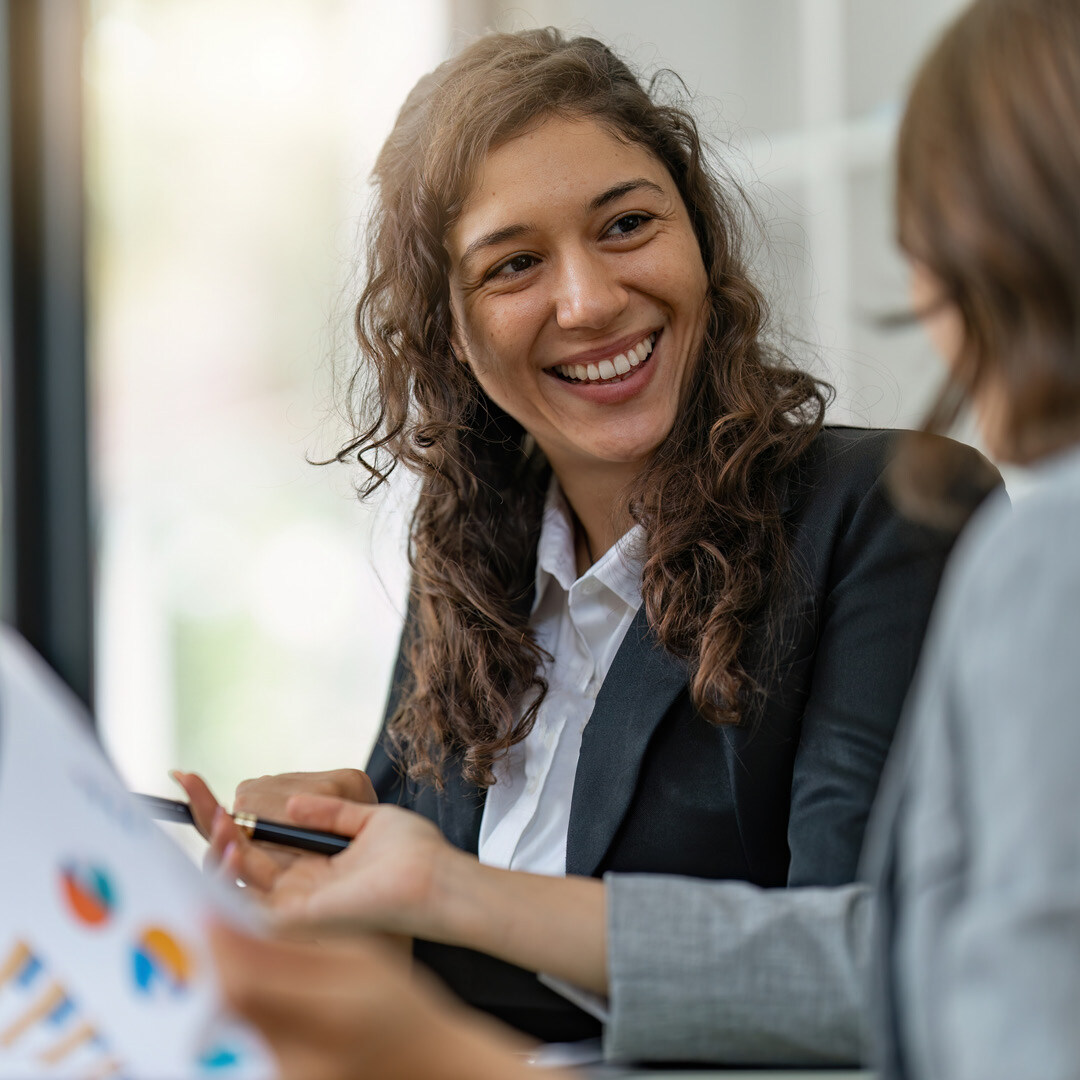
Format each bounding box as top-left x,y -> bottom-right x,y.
184,27 -> 999,1060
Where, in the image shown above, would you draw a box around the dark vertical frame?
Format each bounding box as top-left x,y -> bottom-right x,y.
0,0 -> 93,710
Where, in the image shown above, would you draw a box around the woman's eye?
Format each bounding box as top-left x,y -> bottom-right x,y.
607,213 -> 651,237
491,253 -> 537,279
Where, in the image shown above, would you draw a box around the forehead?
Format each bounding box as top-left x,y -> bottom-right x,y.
447,115 -> 671,256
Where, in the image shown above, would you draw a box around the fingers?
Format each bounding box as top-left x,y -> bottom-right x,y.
209,924 -> 538,1080
284,794 -> 379,837
227,840 -> 289,895
209,810 -> 293,894
209,923 -> 315,1028
171,770 -> 223,840
209,922 -> 401,1027
233,769 -> 376,821
208,806 -> 242,862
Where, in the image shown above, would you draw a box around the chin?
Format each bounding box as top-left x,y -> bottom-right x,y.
590,426 -> 673,463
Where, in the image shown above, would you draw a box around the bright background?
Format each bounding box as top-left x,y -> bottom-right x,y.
86,0 -> 973,804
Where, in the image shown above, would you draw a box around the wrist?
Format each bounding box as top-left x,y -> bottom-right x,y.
421,843 -> 487,946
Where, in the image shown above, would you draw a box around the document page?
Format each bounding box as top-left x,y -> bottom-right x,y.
0,628 -> 274,1079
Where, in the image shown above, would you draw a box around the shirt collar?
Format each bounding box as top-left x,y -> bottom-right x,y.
533,478 -> 644,612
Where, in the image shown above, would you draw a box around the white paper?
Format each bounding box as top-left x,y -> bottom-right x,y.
0,628 -> 276,1080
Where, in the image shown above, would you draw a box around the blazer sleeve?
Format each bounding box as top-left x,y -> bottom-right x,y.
604,875 -> 874,1065
786,450 -> 964,886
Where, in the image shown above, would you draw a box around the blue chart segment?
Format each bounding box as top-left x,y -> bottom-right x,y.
45,992 -> 75,1027
131,927 -> 193,998
13,950 -> 42,990
199,1044 -> 242,1070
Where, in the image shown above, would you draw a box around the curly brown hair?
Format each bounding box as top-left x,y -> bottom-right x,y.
343,29 -> 828,788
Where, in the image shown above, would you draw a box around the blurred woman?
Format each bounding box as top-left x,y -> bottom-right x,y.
865,0 -> 1080,1077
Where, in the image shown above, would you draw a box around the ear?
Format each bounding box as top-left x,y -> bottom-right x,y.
446,294 -> 471,367
448,328 -> 472,368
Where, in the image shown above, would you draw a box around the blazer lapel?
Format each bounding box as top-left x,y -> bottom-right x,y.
565,606 -> 688,876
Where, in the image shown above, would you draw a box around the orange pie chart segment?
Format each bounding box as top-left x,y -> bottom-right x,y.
60,863 -> 117,928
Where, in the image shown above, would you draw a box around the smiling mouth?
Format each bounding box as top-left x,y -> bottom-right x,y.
549,332 -> 657,385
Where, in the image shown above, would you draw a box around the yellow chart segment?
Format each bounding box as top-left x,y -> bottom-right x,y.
0,981 -> 66,1047
39,1019 -> 97,1065
0,941 -> 31,990
85,1055 -> 125,1080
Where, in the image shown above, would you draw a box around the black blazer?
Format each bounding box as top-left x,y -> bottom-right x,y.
367,427 -> 996,1042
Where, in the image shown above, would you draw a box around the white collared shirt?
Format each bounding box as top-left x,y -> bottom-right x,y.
477,483 -> 644,876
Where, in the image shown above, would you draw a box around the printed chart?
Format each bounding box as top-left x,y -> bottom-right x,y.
0,629 -> 274,1079
0,939 -> 124,1079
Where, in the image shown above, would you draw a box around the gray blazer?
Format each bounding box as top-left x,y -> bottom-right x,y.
866,443 -> 1080,1080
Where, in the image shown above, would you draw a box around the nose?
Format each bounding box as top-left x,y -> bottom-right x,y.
552,248 -> 629,330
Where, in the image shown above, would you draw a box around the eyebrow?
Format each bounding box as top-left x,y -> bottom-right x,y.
457,178 -> 668,274
459,224 -> 532,274
587,178 -> 666,212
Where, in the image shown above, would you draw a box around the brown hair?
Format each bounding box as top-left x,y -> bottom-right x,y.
345,29 -> 827,788
897,0 -> 1080,466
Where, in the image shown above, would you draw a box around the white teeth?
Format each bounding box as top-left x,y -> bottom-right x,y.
553,332 -> 657,383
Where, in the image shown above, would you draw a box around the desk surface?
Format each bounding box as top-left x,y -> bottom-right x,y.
538,1037 -> 873,1077
587,1070 -> 872,1078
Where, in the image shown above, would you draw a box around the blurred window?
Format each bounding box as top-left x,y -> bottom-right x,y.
85,0 -> 445,799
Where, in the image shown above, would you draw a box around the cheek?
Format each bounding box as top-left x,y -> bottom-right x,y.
923,306 -> 966,370
909,263 -> 965,368
456,299 -> 542,379
629,237 -> 706,299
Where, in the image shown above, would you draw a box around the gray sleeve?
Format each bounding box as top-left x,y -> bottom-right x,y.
603,873 -> 873,1065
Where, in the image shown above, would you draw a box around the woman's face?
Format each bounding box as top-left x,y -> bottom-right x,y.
909,259 -> 1010,457
445,115 -> 709,483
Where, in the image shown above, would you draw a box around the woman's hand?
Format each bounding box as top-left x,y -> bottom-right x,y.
227,796 -> 463,940
209,923 -> 541,1080
232,768 -> 376,821
170,769 -> 378,886
225,795 -> 611,995
175,777 -> 609,993
168,769 -> 292,886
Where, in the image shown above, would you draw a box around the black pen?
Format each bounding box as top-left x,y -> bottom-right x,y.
135,794 -> 351,856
